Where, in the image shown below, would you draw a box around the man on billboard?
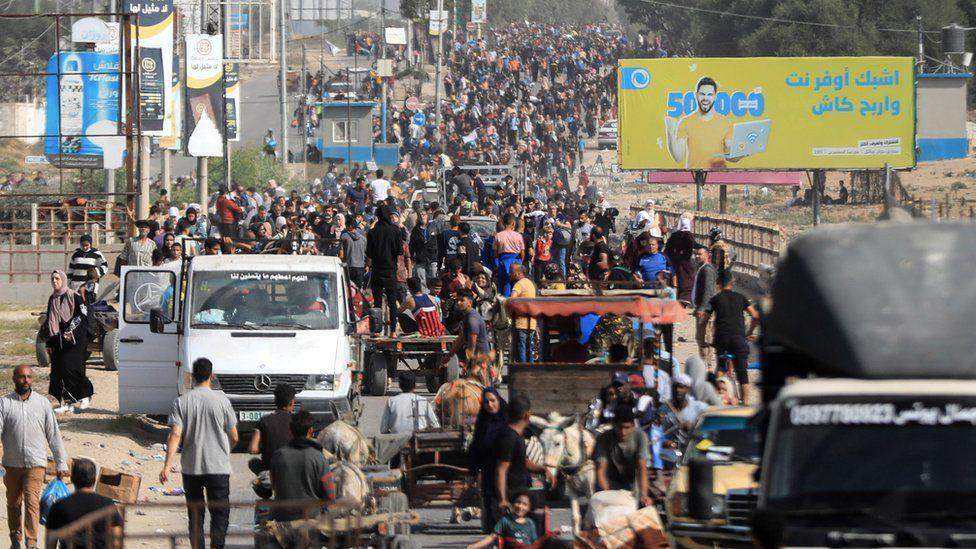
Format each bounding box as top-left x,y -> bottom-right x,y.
666,77 -> 736,169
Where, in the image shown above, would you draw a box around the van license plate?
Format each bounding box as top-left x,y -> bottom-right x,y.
239,411 -> 270,422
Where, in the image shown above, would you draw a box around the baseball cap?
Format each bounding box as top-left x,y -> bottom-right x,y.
168,206 -> 180,218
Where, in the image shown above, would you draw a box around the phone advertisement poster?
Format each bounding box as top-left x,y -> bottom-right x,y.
618,57 -> 916,170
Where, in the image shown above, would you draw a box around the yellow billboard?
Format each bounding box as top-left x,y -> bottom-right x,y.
618,57 -> 916,170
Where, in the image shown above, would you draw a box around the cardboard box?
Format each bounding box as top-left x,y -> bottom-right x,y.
96,467 -> 141,503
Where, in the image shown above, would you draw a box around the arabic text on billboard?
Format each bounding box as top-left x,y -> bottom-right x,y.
617,57 -> 916,170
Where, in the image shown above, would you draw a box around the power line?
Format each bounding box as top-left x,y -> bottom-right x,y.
637,0 -> 942,34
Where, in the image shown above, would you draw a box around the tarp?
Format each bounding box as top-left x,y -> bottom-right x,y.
506,296 -> 688,324
646,171 -> 801,186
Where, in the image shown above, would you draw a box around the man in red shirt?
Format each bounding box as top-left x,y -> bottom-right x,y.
215,186 -> 243,238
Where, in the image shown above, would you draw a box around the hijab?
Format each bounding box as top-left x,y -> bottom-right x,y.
677,212 -> 693,233
47,270 -> 77,344
684,355 -> 722,406
468,387 -> 509,473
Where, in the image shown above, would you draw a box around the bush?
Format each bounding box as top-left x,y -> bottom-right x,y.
208,145 -> 290,191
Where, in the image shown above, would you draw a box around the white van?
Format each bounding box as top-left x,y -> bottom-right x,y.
117,255 -> 360,428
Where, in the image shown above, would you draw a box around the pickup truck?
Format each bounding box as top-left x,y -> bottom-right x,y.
117,254 -> 360,429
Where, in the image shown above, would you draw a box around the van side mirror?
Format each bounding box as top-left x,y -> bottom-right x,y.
149,308 -> 168,334
687,456 -> 715,520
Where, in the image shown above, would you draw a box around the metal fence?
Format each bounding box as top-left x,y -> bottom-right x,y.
44,497 -> 416,548
630,205 -> 787,279
0,203 -> 126,282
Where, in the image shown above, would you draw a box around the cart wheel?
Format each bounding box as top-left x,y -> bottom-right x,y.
379,491 -> 411,536
102,329 -> 119,371
35,329 -> 50,368
369,352 -> 389,396
440,355 -> 460,385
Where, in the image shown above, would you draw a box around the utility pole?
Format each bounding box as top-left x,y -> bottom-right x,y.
197,0 -> 208,208
279,0 -> 289,165
380,6 -> 387,143
917,15 -> 925,74
223,1 -> 232,187
434,0 -> 444,129
105,0 -> 117,238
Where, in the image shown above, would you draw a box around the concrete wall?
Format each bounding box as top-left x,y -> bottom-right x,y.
0,244 -> 122,304
0,102 -> 45,145
917,74 -> 971,162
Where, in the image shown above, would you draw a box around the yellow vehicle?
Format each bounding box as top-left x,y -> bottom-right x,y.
665,406 -> 760,548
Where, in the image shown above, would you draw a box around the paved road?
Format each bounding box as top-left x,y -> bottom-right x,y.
219,376 -> 503,548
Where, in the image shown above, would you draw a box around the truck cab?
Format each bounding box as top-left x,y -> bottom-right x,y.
117,255 -> 359,429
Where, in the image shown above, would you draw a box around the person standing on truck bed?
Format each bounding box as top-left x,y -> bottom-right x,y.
366,204 -> 404,333
702,271 -> 759,404
340,216 -> 368,288
160,358 -> 239,549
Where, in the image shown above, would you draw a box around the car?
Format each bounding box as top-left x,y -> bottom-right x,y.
459,215 -> 497,241
597,119 -> 617,150
665,406 -> 760,549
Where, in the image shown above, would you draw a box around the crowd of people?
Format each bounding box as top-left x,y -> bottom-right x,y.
0,20 -> 772,549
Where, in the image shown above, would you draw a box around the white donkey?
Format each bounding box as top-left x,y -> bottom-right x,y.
528,412 -> 597,534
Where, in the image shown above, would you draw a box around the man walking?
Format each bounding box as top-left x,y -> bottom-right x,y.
67,235 -> 108,290
161,358 -> 239,549
702,272 -> 759,404
508,264 -> 536,364
0,365 -> 69,549
248,384 -> 295,475
692,244 -> 718,359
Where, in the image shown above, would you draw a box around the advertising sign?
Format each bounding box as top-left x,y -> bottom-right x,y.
159,50 -> 181,150
429,9 -> 448,35
224,62 -> 241,142
471,0 -> 486,24
385,27 -> 407,46
124,0 -> 175,136
184,34 -> 224,157
43,52 -> 124,169
618,57 -> 916,170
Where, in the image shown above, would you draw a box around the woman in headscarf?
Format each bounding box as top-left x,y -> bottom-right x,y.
44,270 -> 94,411
665,213 -> 697,303
468,387 -> 508,532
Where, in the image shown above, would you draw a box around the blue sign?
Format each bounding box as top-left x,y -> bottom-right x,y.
229,13 -> 249,29
620,67 -> 651,90
412,111 -> 427,126
44,52 -> 123,168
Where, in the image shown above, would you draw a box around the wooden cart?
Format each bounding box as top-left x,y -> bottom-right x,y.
399,428 -> 480,512
355,335 -> 460,396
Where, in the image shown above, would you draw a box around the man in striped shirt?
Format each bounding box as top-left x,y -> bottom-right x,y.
67,235 -> 108,290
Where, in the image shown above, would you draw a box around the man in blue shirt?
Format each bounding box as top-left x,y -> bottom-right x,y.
637,236 -> 672,289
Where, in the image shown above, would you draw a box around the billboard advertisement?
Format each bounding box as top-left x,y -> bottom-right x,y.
43,52 -> 125,169
471,0 -> 487,24
124,0 -> 175,136
224,62 -> 241,142
618,57 -> 916,170
184,34 -> 224,157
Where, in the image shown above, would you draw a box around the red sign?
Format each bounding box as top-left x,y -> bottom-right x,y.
405,96 -> 420,111
466,21 -> 476,32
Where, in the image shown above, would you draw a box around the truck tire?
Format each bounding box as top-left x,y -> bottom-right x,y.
35,329 -> 50,368
369,352 -> 389,396
102,329 -> 119,371
379,491 -> 411,536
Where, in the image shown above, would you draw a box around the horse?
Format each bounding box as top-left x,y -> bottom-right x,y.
528,412 -> 597,534
433,376 -> 485,428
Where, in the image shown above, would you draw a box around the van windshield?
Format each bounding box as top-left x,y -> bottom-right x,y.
189,271 -> 339,330
767,398 -> 976,514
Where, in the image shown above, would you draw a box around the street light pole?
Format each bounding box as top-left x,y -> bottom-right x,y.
279,0 -> 288,165
434,0 -> 443,129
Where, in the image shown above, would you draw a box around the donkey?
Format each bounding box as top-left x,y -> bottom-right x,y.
528,412 -> 597,533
